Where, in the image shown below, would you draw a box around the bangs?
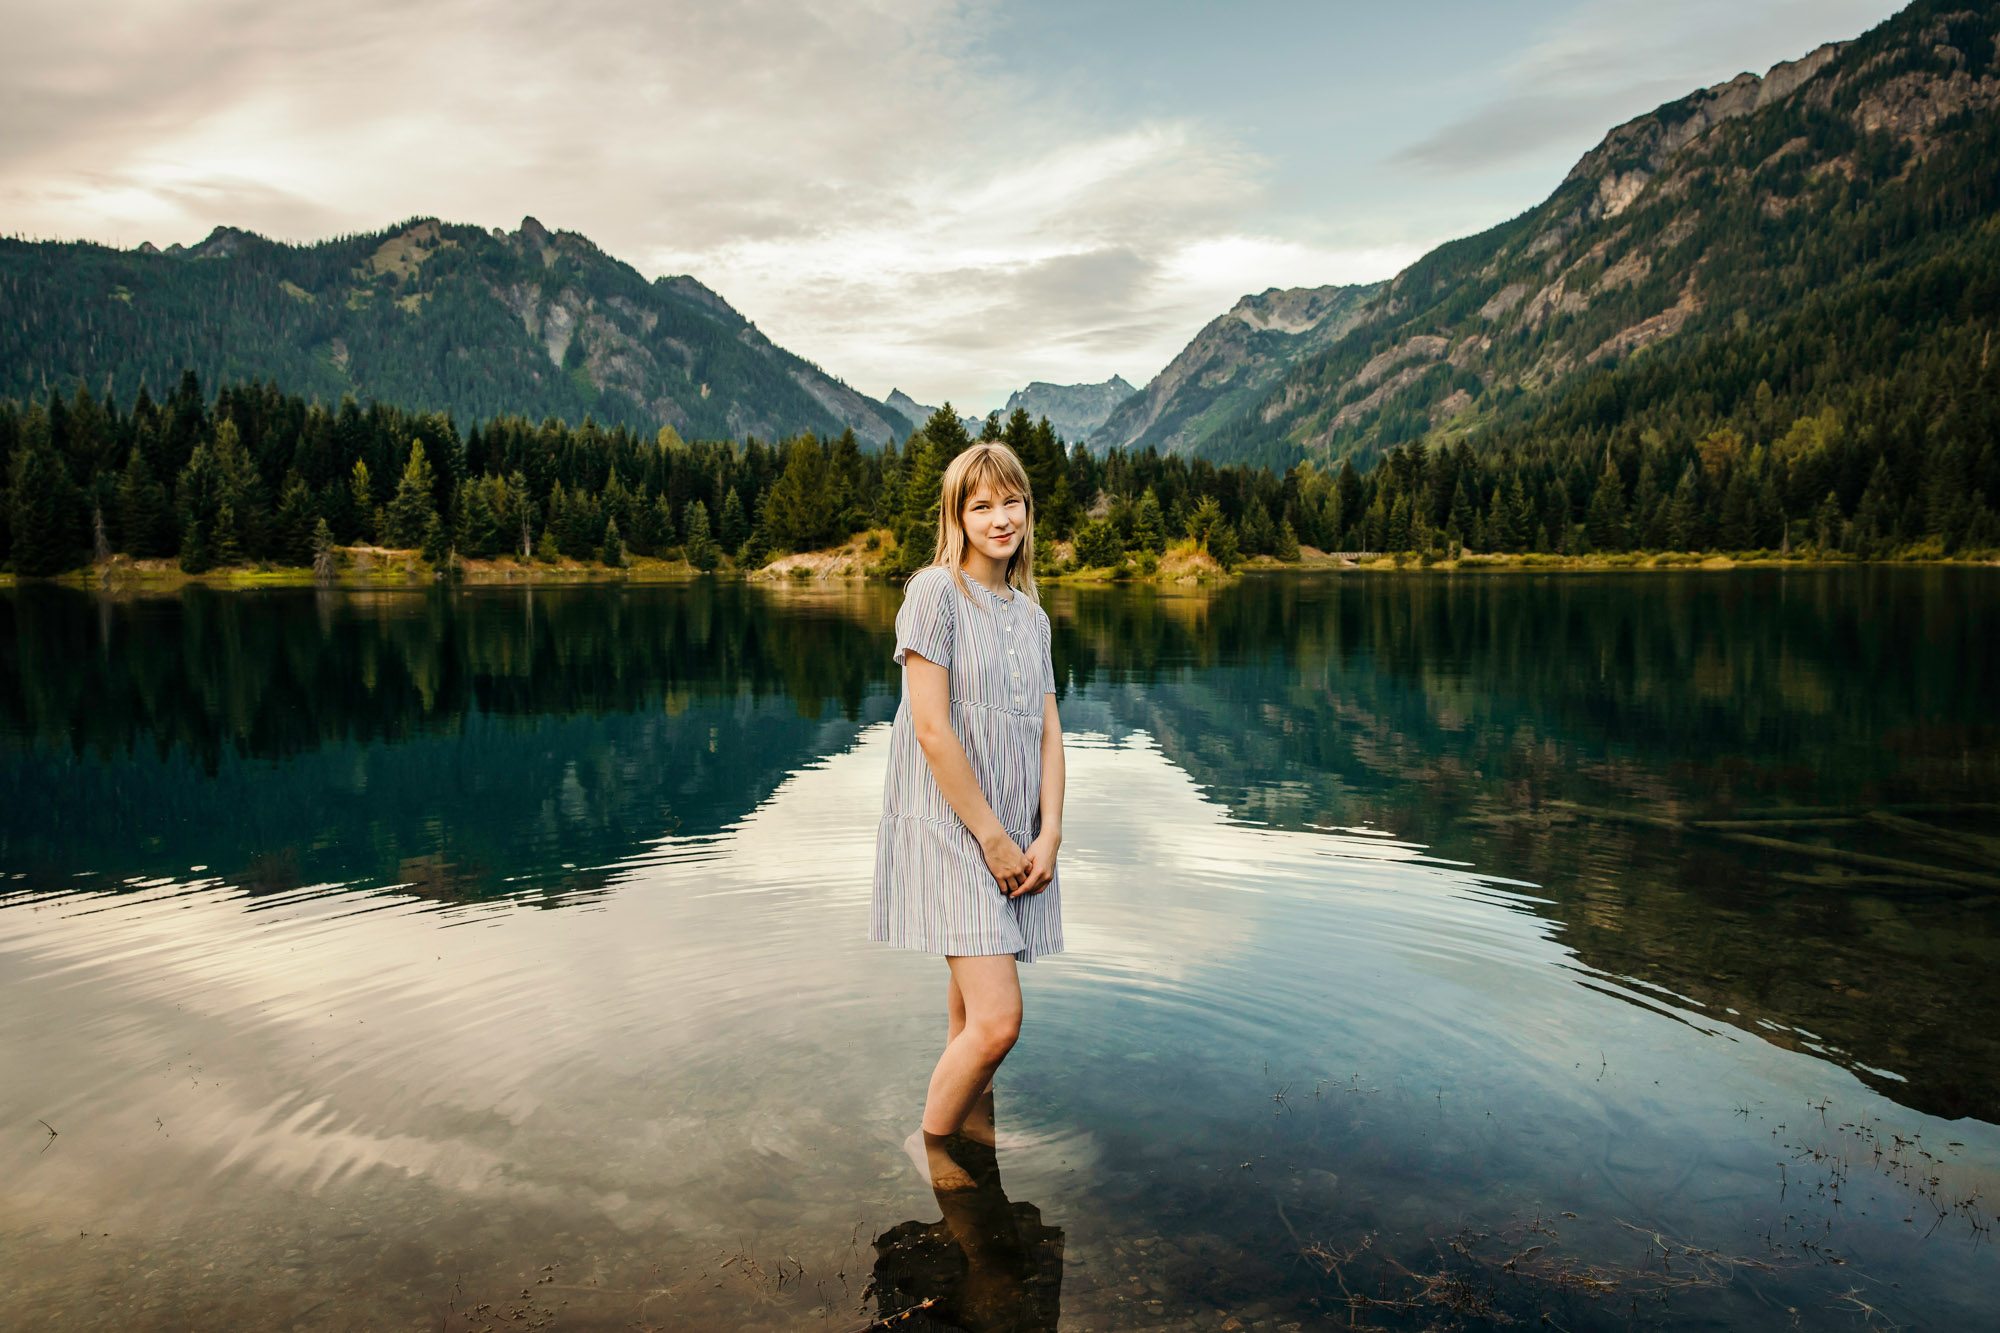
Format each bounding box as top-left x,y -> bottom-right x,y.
950,444 -> 1033,507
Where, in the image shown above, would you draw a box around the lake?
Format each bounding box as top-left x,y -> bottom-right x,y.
1,569 -> 1995,1332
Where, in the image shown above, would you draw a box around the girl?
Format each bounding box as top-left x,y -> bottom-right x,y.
873,441 -> 1064,1157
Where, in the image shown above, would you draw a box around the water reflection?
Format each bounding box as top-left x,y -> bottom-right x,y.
873,1099 -> 1064,1333
1053,570 -> 2000,1122
1,572 -> 1996,1330
0,582 -> 901,902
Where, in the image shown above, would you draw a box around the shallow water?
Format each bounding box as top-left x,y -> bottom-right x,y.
1,571 -> 1995,1331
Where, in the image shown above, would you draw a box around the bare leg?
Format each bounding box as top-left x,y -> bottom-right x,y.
947,971 -> 997,1105
922,955 -> 1021,1136
948,968 -> 968,1042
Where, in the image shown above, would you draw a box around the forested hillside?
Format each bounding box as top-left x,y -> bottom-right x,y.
1187,0 -> 2000,478
4,357 -> 1991,583
1091,282 -> 1378,456
4,3 -> 1996,578
0,217 -> 912,446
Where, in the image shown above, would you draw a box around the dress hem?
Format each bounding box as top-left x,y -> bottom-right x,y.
868,931 -> 1063,965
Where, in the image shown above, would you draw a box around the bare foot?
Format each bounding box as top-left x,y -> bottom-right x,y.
903,1129 -> 978,1191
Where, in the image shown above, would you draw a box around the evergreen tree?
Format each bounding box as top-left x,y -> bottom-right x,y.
1632,461 -> 1665,549
1852,459 -> 1897,556
178,513 -> 211,574
508,470 -> 534,559
348,459 -> 377,544
558,484 -> 602,558
719,487 -> 747,551
1812,490 -> 1843,552
7,437 -> 82,576
651,493 -> 676,551
211,503 -> 242,567
1586,458 -> 1628,552
738,498 -> 773,570
383,441 -> 438,548
602,469 -> 633,539
921,404 -> 973,464
1274,518 -> 1301,562
1074,518 -> 1124,568
1188,495 -> 1226,551
896,435 -> 944,570
1718,470 -> 1755,550
1131,488 -> 1166,554
1387,494 -> 1413,552
764,434 -> 832,551
420,511 -> 450,565
456,478 -> 502,558
1209,521 -> 1241,570
1666,466 -> 1700,550
1241,498 -> 1278,556
1447,475 -> 1474,546
1751,465 -> 1786,551
311,518 -> 337,581
276,474 -> 317,566
115,448 -> 174,558
682,499 -> 719,571
828,429 -> 865,533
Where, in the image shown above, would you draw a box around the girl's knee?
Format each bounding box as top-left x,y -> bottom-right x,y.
970,1013 -> 1021,1063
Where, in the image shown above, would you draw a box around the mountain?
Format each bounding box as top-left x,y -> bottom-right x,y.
1158,0 -> 2000,470
1002,375 -> 1138,444
883,389 -> 932,433
0,216 -> 908,444
882,388 -> 980,438
1091,284 -> 1378,455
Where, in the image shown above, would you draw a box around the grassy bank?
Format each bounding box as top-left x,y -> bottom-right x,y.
1296,548 -> 2000,574
53,548 -> 708,591
24,538 -> 1997,593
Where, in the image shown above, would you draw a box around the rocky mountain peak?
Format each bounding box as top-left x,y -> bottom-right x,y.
186,225 -> 251,259
1003,376 -> 1139,444
1156,0 -> 2000,470
1564,42 -> 1846,219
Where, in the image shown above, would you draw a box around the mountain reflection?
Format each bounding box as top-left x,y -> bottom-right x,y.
1049,570 -> 1999,1123
2,570 -> 1995,1121
0,582 -> 904,901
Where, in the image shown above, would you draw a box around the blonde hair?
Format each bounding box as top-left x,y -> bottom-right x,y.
933,442 -> 1039,605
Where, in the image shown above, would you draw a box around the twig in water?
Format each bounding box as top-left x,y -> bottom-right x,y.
848,1296 -> 938,1332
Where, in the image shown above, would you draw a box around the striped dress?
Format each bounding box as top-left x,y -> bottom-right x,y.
872,565 -> 1063,962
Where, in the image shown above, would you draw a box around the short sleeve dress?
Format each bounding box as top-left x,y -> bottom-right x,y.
871,565 -> 1063,962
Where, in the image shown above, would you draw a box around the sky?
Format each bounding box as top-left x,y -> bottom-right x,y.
2,0 -> 1903,413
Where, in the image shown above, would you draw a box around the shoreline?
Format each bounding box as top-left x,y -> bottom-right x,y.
11,546 -> 1996,594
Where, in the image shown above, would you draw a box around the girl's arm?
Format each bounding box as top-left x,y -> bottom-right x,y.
905,652 -> 1031,894
1021,691 -> 1064,896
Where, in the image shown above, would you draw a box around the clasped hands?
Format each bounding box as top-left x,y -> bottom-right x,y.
980,826 -> 1059,898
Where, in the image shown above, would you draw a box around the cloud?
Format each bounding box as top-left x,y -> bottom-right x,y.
1385,0 -> 1894,177
1,0 -> 1898,412
0,0 -> 1419,408
1391,81 -> 1690,173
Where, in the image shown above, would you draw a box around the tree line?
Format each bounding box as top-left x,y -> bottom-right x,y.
3,352 -> 1995,580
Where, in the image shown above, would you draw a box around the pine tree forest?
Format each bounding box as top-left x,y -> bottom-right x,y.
2,349 -> 1996,581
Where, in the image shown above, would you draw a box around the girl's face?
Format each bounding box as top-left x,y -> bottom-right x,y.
961,480 -> 1028,564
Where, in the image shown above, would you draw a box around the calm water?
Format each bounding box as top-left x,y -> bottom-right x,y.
1,571 -> 1995,1332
